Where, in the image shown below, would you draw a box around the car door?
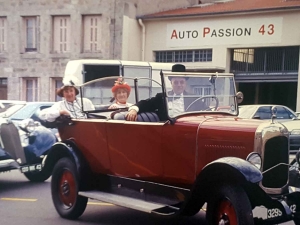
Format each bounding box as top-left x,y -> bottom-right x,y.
105,120 -> 164,180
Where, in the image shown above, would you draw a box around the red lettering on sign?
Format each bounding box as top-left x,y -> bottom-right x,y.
203,27 -> 210,37
170,30 -> 178,39
259,25 -> 265,35
259,24 -> 275,35
268,24 -> 274,35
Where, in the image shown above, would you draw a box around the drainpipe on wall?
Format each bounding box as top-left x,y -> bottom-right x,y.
138,18 -> 145,61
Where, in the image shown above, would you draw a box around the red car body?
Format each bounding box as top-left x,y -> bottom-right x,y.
58,115 -> 262,188
45,72 -> 300,225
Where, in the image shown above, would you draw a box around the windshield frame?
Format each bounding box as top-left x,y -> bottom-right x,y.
79,76 -> 163,113
161,71 -> 238,119
78,72 -> 238,119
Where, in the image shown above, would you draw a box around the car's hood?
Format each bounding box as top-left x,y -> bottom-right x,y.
177,114 -> 265,130
278,119 -> 300,131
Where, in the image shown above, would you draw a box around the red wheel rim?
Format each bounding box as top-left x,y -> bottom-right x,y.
216,198 -> 237,225
58,170 -> 77,208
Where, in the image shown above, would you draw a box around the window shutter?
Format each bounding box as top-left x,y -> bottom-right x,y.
0,17 -> 7,52
83,15 -> 101,52
36,16 -> 40,52
53,16 -> 70,53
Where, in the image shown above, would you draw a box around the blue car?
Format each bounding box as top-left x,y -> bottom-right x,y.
0,101 -> 58,181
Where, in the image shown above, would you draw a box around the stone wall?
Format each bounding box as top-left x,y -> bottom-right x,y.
0,0 -> 215,100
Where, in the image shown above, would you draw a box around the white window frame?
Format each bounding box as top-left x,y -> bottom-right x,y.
52,16 -> 71,53
50,77 -> 63,101
22,78 -> 38,101
22,16 -> 39,52
0,17 -> 7,53
82,15 -> 101,53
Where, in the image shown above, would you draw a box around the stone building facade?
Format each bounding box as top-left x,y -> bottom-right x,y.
0,0 -> 206,101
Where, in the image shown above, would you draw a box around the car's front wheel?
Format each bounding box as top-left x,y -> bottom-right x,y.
206,184 -> 254,225
51,157 -> 87,220
23,169 -> 51,182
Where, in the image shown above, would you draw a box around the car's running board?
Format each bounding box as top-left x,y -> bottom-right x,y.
79,191 -> 179,215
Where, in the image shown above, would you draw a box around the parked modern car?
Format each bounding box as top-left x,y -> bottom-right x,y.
239,104 -> 300,153
239,104 -> 298,120
0,101 -> 54,123
44,72 -> 300,224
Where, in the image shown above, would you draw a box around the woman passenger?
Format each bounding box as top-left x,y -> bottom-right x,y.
108,78 -> 133,109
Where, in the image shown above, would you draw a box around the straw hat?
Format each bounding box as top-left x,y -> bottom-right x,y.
57,76 -> 80,97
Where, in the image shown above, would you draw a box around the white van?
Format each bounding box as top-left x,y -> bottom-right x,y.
64,59 -> 175,107
64,59 -> 175,84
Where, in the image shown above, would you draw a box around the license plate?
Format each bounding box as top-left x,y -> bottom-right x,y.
20,164 -> 42,173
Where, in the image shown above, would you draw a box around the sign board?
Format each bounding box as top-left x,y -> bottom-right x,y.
167,17 -> 283,47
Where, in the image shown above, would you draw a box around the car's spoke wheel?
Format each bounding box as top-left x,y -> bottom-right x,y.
59,170 -> 76,208
215,198 -> 237,225
51,157 -> 87,220
206,184 -> 254,225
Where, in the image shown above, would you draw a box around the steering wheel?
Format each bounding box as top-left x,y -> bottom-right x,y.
186,96 -> 219,112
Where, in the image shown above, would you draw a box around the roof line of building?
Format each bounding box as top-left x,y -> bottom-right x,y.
137,5 -> 300,20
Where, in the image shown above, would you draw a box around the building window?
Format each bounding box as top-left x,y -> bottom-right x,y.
51,78 -> 63,101
23,17 -> 38,52
233,49 -> 254,63
0,17 -> 7,53
231,47 -> 299,73
83,15 -> 101,53
23,78 -> 38,101
53,16 -> 70,53
155,49 -> 212,63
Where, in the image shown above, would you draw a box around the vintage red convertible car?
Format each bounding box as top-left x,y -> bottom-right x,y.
44,70 -> 300,225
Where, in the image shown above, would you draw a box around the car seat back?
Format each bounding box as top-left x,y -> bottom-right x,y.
137,112 -> 160,122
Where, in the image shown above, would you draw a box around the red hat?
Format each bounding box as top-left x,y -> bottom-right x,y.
111,78 -> 131,94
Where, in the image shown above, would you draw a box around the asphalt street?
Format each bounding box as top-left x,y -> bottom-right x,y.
0,170 -> 208,225
0,169 -> 297,225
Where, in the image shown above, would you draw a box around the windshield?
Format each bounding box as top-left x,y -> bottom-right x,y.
164,73 -> 237,117
80,77 -> 137,109
79,73 -> 237,118
0,103 -> 25,118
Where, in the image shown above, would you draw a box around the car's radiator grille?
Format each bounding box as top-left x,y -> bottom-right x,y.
0,123 -> 27,164
289,135 -> 300,152
262,136 -> 289,188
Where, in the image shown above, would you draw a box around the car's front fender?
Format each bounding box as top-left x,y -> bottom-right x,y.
203,157 -> 263,183
43,140 -> 82,177
180,157 -> 263,216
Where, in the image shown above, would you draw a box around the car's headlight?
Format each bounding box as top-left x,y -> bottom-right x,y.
290,129 -> 300,135
246,152 -> 262,170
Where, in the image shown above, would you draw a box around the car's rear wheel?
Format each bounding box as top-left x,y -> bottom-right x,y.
51,157 -> 87,219
206,184 -> 254,225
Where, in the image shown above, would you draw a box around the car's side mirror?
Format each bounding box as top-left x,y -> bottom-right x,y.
236,91 -> 244,104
